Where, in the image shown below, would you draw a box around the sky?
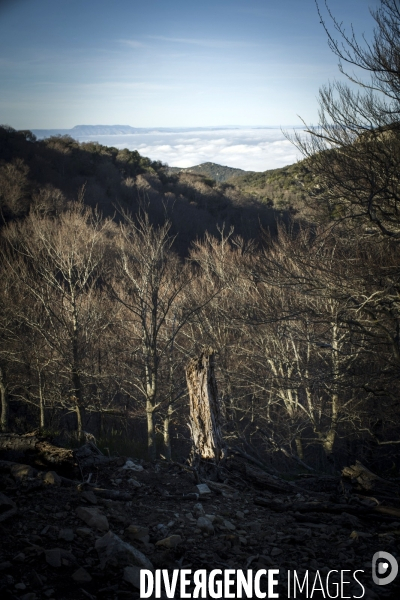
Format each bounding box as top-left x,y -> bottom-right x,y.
0,0 -> 379,169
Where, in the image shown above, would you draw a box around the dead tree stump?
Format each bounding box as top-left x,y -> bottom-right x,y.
186,348 -> 225,467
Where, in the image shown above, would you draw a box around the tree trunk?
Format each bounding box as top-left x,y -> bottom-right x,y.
163,403 -> 173,461
295,437 -> 304,460
38,370 -> 45,431
186,348 -> 225,465
146,401 -> 156,461
0,367 -> 9,433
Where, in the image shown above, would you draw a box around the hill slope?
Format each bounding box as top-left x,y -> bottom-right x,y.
168,162 -> 251,183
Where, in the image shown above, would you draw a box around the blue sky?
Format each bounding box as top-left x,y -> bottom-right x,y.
0,0 -> 378,129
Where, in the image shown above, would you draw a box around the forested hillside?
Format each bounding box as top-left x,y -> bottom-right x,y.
168,161 -> 249,183
0,126 -> 282,255
1,118 -> 400,474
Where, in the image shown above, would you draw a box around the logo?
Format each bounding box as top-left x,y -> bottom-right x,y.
372,552 -> 398,586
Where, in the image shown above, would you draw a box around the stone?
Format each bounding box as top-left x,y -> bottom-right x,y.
271,547 -> 283,557
10,464 -> 37,481
20,594 -> 37,600
13,552 -> 26,562
59,528 -> 74,542
123,565 -> 141,589
223,520 -> 236,531
38,471 -> 61,486
155,535 -> 182,548
0,492 -> 17,523
71,567 -> 92,583
195,484 -> 211,496
193,502 -> 205,516
81,491 -> 97,504
122,460 -> 144,472
0,561 -> 12,571
45,549 -> 61,568
76,527 -> 92,538
127,478 -> 141,488
76,506 -> 109,531
45,548 -> 77,568
126,525 -> 150,544
197,517 -> 214,535
95,530 -> 153,570
15,582 -> 26,590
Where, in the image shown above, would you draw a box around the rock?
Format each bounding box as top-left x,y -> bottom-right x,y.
155,535 -> 182,548
127,478 -> 141,488
271,547 -> 283,556
0,561 -> 12,571
95,531 -> 153,570
76,506 -> 109,531
197,517 -> 214,534
195,484 -> 211,496
38,471 -> 61,486
45,548 -> 61,568
125,525 -> 150,544
81,491 -> 98,504
193,503 -> 205,516
123,565 -> 141,589
10,464 -> 37,481
45,548 -> 77,568
72,567 -> 92,583
122,460 -> 144,472
13,552 -> 26,562
15,582 -> 26,590
0,492 -> 17,522
59,528 -> 74,542
21,594 -> 37,600
76,527 -> 92,538
223,520 -> 236,531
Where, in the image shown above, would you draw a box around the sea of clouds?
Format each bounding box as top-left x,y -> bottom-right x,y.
72,127 -> 307,172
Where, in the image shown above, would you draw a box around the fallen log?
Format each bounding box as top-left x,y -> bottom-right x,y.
342,461 -> 399,495
244,464 -> 296,494
254,496 -> 400,521
0,433 -> 75,469
0,433 -> 110,471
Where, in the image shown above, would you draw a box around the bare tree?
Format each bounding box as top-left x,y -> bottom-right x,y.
112,213 -> 210,460
2,202 -> 114,438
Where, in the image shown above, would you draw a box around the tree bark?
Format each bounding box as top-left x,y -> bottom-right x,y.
163,402 -> 173,461
186,348 -> 225,465
0,432 -> 75,468
0,367 -> 9,432
146,401 -> 156,461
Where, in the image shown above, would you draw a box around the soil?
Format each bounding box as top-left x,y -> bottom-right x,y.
0,454 -> 399,600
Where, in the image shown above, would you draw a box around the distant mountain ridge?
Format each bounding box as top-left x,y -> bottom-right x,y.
32,124 -> 142,138
31,124 -> 256,139
168,162 -> 254,183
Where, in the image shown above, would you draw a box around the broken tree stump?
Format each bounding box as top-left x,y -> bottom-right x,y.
186,348 -> 225,465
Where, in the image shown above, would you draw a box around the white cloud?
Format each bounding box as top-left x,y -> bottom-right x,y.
119,39 -> 146,48
147,36 -> 257,49
73,127 -> 309,172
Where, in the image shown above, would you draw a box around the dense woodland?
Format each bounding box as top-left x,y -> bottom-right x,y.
1,0 -> 400,475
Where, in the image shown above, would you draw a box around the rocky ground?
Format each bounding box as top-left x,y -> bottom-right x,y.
0,453 -> 399,600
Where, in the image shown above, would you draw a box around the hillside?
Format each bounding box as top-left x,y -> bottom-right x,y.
0,126 -> 285,253
230,160 -> 317,213
168,159 -> 319,216
168,162 -> 251,183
